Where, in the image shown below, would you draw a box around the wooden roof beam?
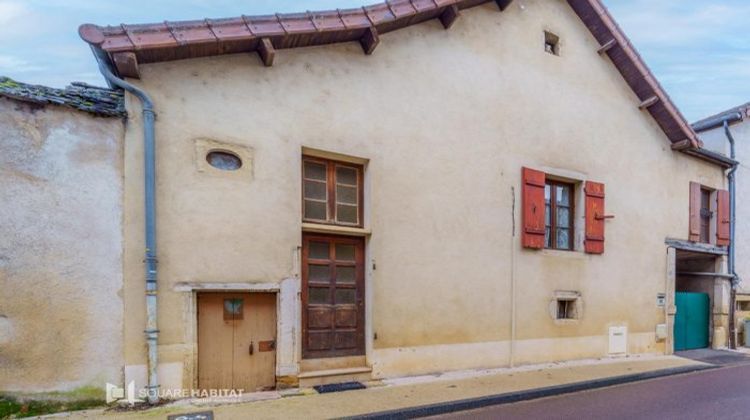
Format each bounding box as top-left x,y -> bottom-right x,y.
597,38 -> 616,55
639,95 -> 659,110
496,0 -> 514,11
257,38 -> 275,67
671,139 -> 693,151
360,27 -> 379,55
112,52 -> 140,79
439,5 -> 460,29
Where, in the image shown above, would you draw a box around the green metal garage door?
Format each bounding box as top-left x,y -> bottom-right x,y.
674,292 -> 710,351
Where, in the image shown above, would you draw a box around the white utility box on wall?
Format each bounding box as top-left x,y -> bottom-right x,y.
655,323 -> 668,341
608,326 -> 628,355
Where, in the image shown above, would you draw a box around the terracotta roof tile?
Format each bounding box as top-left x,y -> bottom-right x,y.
78,0 -> 713,162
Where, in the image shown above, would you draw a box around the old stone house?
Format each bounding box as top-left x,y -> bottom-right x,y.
0,0 -> 737,398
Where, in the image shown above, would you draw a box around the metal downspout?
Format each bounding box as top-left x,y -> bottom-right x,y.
509,187 -> 517,368
724,118 -> 740,349
93,51 -> 160,403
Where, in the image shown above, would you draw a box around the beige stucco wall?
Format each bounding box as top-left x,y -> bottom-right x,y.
119,0 -> 726,387
0,98 -> 125,392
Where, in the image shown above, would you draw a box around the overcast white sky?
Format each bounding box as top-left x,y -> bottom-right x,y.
0,0 -> 747,121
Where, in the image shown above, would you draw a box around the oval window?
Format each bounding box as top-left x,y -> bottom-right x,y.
206,150 -> 242,171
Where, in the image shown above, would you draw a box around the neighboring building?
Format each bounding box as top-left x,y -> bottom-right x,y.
72,0 -> 735,395
737,293 -> 750,346
693,102 -> 750,346
693,102 -> 750,288
0,78 -> 126,393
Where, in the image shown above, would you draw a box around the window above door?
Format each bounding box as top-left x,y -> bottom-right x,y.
303,156 -> 364,228
688,182 -> 729,246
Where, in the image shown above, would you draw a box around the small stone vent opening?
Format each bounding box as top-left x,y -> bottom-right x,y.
550,291 -> 582,322
544,31 -> 560,56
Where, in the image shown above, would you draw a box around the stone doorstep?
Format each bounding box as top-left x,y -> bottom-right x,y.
299,355 -> 368,372
298,366 -> 374,388
297,366 -> 373,379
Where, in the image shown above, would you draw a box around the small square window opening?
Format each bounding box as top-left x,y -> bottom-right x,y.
544,31 -> 560,56
557,299 -> 575,320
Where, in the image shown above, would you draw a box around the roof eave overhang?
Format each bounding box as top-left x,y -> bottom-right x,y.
680,147 -> 737,169
80,0 -> 718,166
692,111 -> 745,133
78,0 -> 514,79
566,0 -> 702,151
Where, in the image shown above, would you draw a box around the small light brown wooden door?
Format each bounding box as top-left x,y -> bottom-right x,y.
198,292 -> 276,392
302,234 -> 365,359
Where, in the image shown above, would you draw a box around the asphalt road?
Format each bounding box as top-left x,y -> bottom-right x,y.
432,363 -> 750,420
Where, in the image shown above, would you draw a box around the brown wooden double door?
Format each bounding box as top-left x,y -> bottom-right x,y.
302,234 -> 365,359
197,292 -> 276,392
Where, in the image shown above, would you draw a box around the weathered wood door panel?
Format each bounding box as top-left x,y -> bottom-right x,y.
196,293 -> 233,390
198,292 -> 276,391
302,234 -> 365,359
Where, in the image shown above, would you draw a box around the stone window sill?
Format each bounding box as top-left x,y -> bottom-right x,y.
540,249 -> 587,259
301,222 -> 371,237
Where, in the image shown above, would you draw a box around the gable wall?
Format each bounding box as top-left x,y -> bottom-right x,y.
119,0 -> 724,383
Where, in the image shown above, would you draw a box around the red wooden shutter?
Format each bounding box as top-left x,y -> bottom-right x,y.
688,182 -> 701,242
584,181 -> 605,254
522,167 -> 546,249
716,189 -> 730,246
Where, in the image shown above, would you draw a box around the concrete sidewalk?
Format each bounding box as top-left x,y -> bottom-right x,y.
62,355 -> 707,420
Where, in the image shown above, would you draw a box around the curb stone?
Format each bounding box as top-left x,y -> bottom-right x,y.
348,364 -> 717,419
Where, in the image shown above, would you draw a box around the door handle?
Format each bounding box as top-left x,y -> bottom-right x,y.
249,341 -> 254,355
